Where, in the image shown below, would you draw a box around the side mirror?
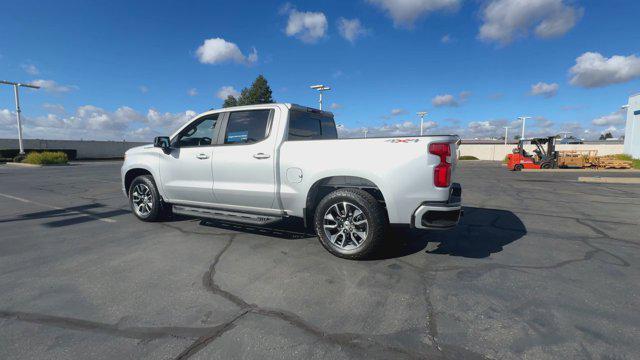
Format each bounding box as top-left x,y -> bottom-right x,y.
154,136 -> 171,153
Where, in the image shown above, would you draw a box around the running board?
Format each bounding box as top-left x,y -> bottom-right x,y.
172,205 -> 282,225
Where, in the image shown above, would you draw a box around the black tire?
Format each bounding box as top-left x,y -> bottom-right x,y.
513,164 -> 523,171
128,175 -> 171,222
541,162 -> 552,169
313,188 -> 388,260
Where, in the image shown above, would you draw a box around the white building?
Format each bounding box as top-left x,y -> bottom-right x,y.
623,94 -> 640,158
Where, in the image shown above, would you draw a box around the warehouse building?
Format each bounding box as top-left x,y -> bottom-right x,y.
624,93 -> 640,158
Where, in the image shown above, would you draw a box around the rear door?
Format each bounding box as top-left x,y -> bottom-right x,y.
212,108 -> 279,210
158,114 -> 220,204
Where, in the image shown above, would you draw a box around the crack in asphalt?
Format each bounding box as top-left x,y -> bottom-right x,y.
193,232 -> 489,360
0,309 -> 245,342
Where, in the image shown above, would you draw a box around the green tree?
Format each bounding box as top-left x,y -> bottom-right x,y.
599,132 -> 613,140
222,95 -> 238,108
221,75 -> 275,108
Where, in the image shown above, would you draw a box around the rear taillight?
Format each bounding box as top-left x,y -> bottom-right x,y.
429,142 -> 451,188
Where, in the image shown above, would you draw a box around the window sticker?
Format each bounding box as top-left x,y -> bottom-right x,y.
227,131 -> 249,143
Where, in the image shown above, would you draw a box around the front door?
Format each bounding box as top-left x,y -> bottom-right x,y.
212,108 -> 278,210
158,114 -> 219,204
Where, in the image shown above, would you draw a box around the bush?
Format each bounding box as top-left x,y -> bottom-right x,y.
459,155 -> 479,160
22,151 -> 68,165
611,154 -> 640,169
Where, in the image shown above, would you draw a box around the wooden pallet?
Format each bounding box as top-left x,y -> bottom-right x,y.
597,157 -> 633,169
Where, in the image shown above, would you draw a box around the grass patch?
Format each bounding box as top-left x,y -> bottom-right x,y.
22,151 -> 68,165
611,154 -> 640,169
459,155 -> 479,160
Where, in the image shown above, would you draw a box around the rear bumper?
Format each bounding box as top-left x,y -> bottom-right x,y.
411,183 -> 462,230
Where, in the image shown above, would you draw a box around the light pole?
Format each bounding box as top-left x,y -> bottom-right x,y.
517,116 -> 531,140
503,127 -> 509,145
417,111 -> 428,136
310,84 -> 331,110
363,128 -> 368,138
1,80 -> 41,155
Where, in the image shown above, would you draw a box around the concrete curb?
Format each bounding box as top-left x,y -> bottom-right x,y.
523,168 -> 640,173
578,177 -> 640,184
4,162 -> 69,168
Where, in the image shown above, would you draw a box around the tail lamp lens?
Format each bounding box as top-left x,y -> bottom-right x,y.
429,143 -> 452,188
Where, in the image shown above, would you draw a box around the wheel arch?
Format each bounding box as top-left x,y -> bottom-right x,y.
124,168 -> 153,196
303,176 -> 387,228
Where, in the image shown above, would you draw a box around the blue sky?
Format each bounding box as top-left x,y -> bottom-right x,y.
1,0 -> 640,141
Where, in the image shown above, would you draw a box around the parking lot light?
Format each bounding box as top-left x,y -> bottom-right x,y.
0,80 -> 41,155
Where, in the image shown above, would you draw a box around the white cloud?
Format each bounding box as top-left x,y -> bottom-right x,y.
441,34 -> 453,43
338,120 -> 438,138
592,109 -> 626,126
195,38 -> 258,65
530,82 -> 559,98
330,103 -> 343,110
139,85 -> 149,93
216,86 -> 240,100
21,63 -> 39,75
569,52 -> 640,88
31,79 -> 77,93
381,108 -> 406,119
0,105 -> 197,142
42,103 -> 65,114
145,109 -> 197,134
431,91 -> 471,107
432,94 -> 457,107
337,18 -> 369,43
367,0 -> 461,28
284,6 -> 328,43
479,0 -> 583,45
188,88 -> 198,96
0,109 -> 14,126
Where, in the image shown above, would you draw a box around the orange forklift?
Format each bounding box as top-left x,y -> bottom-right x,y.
507,136 -> 558,171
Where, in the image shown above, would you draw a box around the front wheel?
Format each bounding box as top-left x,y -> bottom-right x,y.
513,164 -> 523,171
314,188 -> 388,260
129,175 -> 170,221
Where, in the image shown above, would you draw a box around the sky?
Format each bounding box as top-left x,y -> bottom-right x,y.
1,0 -> 640,141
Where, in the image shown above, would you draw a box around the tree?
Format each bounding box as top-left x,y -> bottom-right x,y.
599,132 -> 613,140
222,75 -> 274,108
222,95 -> 238,108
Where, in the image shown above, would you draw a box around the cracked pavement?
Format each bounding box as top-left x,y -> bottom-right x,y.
0,160 -> 639,359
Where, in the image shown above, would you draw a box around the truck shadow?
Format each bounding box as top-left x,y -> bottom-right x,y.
196,206 -> 526,260
379,206 -> 527,259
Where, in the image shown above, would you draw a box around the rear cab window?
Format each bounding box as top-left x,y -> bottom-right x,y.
288,109 -> 337,141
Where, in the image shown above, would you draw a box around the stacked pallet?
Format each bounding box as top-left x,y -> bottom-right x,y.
597,156 -> 633,169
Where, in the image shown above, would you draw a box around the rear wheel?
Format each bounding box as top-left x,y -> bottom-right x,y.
513,164 -> 523,171
314,188 -> 387,260
541,162 -> 552,169
129,175 -> 171,221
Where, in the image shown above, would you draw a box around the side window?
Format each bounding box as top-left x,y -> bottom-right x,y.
175,114 -> 219,147
224,110 -> 271,144
288,110 -> 337,141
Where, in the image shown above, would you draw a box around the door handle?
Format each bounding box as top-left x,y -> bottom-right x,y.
253,153 -> 271,159
196,153 -> 209,160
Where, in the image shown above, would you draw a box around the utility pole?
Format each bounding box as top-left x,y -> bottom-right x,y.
310,84 -> 331,110
0,80 -> 41,155
517,116 -> 531,140
503,127 -> 509,145
416,111 -> 428,136
363,128 -> 368,138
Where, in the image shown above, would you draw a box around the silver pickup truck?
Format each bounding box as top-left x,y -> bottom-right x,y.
121,103 -> 462,259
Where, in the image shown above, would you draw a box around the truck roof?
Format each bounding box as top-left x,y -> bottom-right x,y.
202,103 -> 334,117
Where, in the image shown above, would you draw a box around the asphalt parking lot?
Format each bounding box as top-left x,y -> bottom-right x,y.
1,160 -> 639,359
